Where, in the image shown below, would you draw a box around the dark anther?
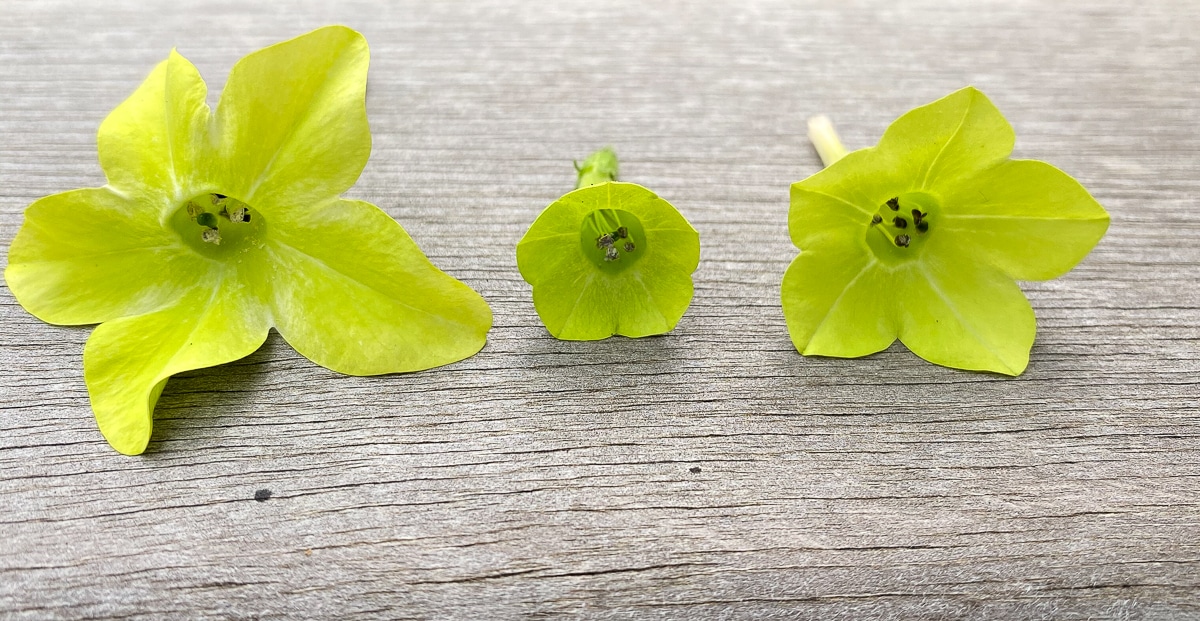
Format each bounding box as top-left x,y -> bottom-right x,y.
597,233 -> 614,248
916,221 -> 928,233
911,209 -> 924,225
615,227 -> 628,239
895,234 -> 910,247
870,214 -> 883,225
886,197 -> 900,211
893,216 -> 908,229
623,242 -> 635,252
213,193 -> 227,199
243,212 -> 251,222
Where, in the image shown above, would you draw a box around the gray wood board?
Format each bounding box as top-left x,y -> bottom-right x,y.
1,1 -> 1197,619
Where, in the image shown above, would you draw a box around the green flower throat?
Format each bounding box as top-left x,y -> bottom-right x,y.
580,208 -> 646,271
865,191 -> 939,261
171,193 -> 264,256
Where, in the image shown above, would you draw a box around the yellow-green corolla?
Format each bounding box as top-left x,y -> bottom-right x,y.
5,26 -> 492,454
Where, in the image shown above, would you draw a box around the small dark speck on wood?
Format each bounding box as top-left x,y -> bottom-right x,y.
254,489 -> 272,502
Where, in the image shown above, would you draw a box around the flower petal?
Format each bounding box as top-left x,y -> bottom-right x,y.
264,199 -> 491,375
213,26 -> 370,212
896,249 -> 1035,376
97,50 -> 210,209
938,159 -> 1110,280
5,188 -> 206,325
83,275 -> 270,455
876,86 -> 1014,190
781,243 -> 896,357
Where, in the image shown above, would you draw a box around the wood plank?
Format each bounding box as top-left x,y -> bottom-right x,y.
1,1 -> 1197,618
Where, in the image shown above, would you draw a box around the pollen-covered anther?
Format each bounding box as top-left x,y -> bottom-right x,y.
893,216 -> 907,229
201,228 -> 222,245
623,242 -> 635,252
895,234 -> 910,247
604,246 -> 620,262
870,214 -> 883,226
597,233 -> 615,248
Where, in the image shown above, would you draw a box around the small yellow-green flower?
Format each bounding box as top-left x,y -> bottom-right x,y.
4,26 -> 492,455
516,148 -> 700,340
784,87 -> 1109,375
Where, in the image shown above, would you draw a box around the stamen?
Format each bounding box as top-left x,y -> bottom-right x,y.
870,214 -> 882,226
916,221 -> 928,233
911,209 -> 924,225
186,201 -> 205,219
893,216 -> 908,229
596,233 -> 614,248
201,228 -> 222,245
604,246 -> 620,262
623,242 -> 635,252
615,226 -> 628,239
895,234 -> 910,247
229,206 -> 249,223
886,197 -> 900,211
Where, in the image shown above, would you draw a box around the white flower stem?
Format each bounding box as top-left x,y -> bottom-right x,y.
807,115 -> 848,168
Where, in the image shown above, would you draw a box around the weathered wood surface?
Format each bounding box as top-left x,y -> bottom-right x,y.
1,0 -> 1197,618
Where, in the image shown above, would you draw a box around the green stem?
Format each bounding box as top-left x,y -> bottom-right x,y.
807,115 -> 848,167
575,147 -> 620,188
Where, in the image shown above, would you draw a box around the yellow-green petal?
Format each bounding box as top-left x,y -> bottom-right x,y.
876,86 -> 1014,190
83,275 -> 270,455
265,199 -> 492,375
5,188 -> 205,325
939,159 -> 1110,280
97,50 -> 211,210
781,244 -> 896,358
895,250 -> 1035,376
213,26 -> 371,213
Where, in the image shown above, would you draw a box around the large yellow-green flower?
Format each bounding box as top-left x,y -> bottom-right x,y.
784,87 -> 1109,375
5,26 -> 492,455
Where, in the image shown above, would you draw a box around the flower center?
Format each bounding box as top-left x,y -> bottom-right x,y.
865,191 -> 938,261
579,208 -> 646,272
170,193 -> 265,258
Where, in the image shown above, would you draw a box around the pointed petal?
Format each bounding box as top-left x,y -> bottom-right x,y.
97,50 -> 210,208
5,188 -> 206,325
790,146 -> 907,244
83,275 -> 270,455
876,86 -> 1014,189
896,250 -> 1035,376
265,199 -> 491,375
781,243 -> 896,357
938,159 -> 1110,280
213,26 -> 370,212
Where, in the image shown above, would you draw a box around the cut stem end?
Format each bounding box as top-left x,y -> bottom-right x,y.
807,115 -> 848,168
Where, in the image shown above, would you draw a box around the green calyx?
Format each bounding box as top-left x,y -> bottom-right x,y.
517,148 -> 700,341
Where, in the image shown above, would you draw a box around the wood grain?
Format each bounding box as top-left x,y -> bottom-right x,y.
1,1 -> 1197,619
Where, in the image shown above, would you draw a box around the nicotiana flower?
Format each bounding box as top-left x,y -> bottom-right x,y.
4,26 -> 492,455
516,148 -> 700,340
783,87 -> 1109,375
